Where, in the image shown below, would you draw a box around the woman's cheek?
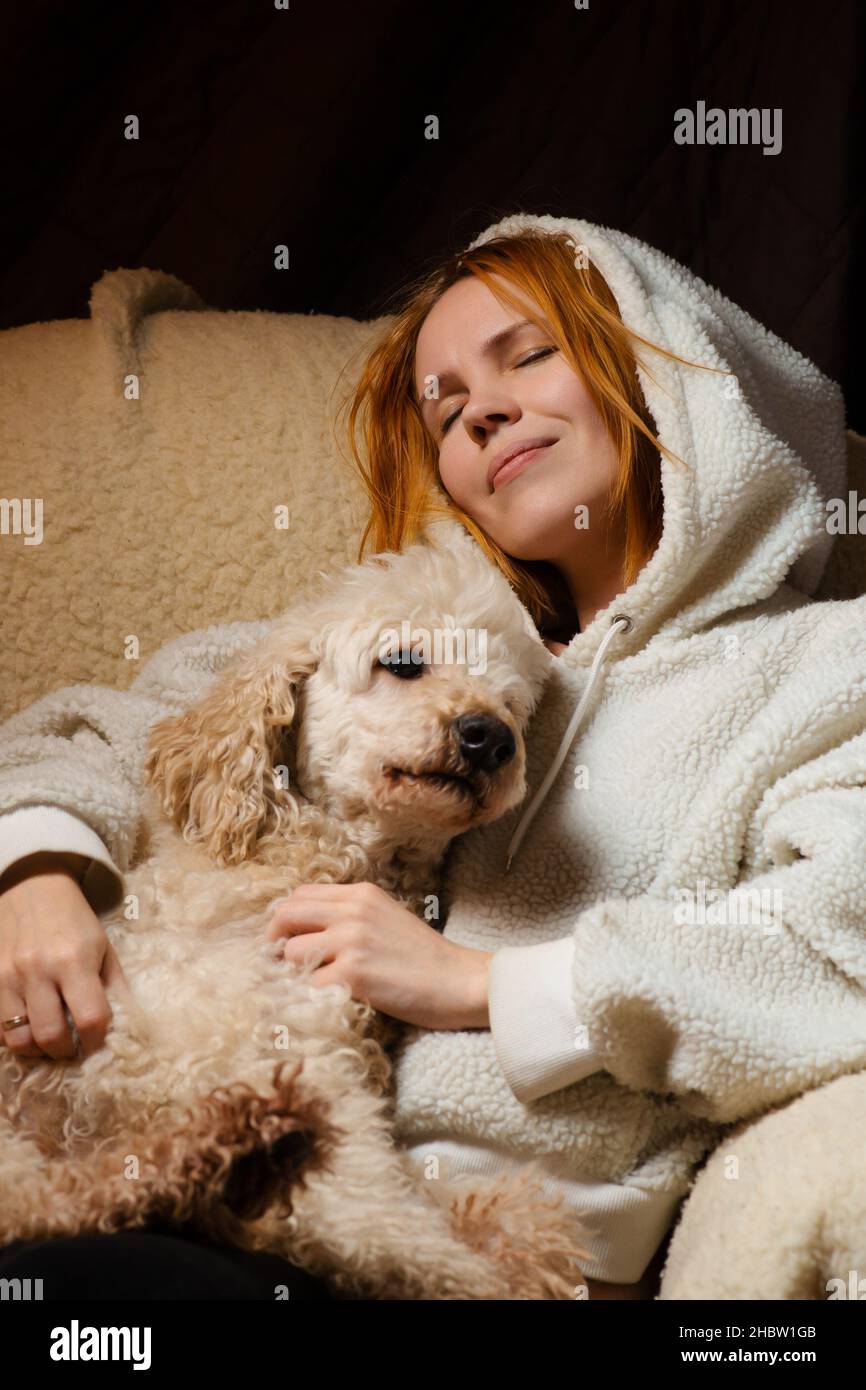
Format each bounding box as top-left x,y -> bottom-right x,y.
438,448 -> 474,508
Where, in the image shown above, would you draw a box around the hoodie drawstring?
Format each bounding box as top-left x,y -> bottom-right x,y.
505,614 -> 633,872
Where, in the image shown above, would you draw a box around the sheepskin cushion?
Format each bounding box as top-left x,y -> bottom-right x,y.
660,1071 -> 866,1299
0,268 -> 383,718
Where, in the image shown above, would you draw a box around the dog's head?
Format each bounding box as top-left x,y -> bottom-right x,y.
143,521 -> 553,866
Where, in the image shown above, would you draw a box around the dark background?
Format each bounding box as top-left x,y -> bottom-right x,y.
3,0 -> 864,427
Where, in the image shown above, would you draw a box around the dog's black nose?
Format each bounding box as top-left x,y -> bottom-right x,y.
452,713 -> 516,774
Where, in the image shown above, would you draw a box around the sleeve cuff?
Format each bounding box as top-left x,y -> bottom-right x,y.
0,805 -> 125,915
487,935 -> 605,1103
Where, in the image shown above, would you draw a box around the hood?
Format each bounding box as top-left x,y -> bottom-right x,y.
461,212 -> 848,868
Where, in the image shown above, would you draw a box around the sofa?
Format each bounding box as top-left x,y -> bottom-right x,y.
1,266 -> 865,1299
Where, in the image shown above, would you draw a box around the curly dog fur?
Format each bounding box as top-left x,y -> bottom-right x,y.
0,521 -> 595,1299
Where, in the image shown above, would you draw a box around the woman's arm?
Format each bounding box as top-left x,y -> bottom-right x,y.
0,806 -> 122,913
0,617 -> 275,1055
0,617 -> 276,889
0,855 -> 128,1058
561,737 -> 866,1126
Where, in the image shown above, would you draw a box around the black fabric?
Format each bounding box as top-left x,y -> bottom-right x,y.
0,1230 -> 336,1300
3,0 -> 863,428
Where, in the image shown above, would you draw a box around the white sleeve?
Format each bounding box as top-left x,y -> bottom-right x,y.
566,776 -> 866,1125
0,805 -> 124,914
487,935 -> 605,1102
0,616 -> 275,911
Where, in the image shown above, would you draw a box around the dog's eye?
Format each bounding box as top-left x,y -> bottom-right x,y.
377,652 -> 425,680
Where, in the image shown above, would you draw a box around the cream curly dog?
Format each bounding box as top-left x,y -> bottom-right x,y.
0,520 -> 593,1299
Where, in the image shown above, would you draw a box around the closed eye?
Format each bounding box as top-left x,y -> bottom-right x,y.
376,653 -> 425,680
440,346 -> 558,436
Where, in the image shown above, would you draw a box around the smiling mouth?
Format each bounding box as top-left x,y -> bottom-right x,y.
491,439 -> 557,490
385,766 -> 478,798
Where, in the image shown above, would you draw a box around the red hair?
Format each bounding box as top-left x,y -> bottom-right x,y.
332,226 -> 728,635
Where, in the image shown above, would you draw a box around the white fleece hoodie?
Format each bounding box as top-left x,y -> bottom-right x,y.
2,213 -> 866,1284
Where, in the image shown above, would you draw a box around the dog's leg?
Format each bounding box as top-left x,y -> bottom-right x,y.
0,1060 -> 339,1245
427,1162 -> 596,1300
220,1057 -> 592,1301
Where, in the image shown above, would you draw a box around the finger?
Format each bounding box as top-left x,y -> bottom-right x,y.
0,981 -> 43,1058
303,963 -> 348,993
101,940 -> 134,1007
280,883 -> 377,901
266,900 -> 334,941
281,931 -> 335,970
265,881 -> 380,937
19,972 -> 77,1060
59,964 -> 114,1058
287,883 -> 359,895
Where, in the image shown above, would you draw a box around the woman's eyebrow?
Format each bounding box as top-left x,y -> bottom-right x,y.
416,318 -> 540,408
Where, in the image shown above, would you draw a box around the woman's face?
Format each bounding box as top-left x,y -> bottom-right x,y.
413,273 -> 622,571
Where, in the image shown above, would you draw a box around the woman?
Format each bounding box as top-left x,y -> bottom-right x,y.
1,214 -> 865,1301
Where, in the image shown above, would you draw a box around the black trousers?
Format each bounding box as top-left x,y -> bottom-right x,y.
0,1225 -> 337,1299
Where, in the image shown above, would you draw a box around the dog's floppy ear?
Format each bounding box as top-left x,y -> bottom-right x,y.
143,615 -> 319,866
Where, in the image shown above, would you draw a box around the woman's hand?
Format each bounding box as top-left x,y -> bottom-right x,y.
265,882 -> 493,1031
0,852 -> 131,1059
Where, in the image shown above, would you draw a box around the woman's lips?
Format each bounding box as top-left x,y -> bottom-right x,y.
492,442 -> 554,490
